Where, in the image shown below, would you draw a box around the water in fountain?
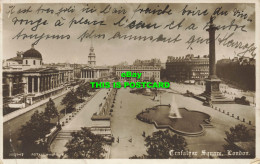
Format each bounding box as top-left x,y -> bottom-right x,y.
153,93 -> 159,101
168,95 -> 182,118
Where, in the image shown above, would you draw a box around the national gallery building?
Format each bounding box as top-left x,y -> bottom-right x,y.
2,45 -> 74,105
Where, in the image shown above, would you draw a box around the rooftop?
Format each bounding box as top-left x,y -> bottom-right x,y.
23,45 -> 42,59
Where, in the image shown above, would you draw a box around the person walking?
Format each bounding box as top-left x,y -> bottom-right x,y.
142,131 -> 146,137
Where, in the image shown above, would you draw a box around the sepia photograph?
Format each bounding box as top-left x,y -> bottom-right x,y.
0,1 -> 259,163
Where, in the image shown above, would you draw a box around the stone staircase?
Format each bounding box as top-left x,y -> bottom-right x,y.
55,130 -> 78,140
201,123 -> 214,128
202,119 -> 214,128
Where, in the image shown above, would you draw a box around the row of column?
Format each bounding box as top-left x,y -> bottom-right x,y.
63,71 -> 73,82
81,70 -> 97,79
5,70 -> 74,97
6,76 -> 22,97
8,77 -> 13,97
26,74 -> 66,94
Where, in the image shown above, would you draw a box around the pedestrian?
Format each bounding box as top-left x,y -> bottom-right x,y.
142,131 -> 146,137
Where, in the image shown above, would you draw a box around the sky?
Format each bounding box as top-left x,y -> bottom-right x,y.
2,3 -> 256,65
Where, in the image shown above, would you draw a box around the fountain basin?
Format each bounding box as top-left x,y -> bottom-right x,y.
137,105 -> 212,136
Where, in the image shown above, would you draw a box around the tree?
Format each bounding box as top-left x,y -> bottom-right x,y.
114,75 -> 120,81
130,130 -> 189,159
225,124 -> 251,142
222,124 -> 255,158
64,127 -> 107,159
87,80 -> 97,92
44,98 -> 59,124
19,110 -> 51,157
61,90 -> 79,114
76,83 -> 90,99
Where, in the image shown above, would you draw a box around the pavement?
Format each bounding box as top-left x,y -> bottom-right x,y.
170,82 -> 255,106
172,91 -> 255,158
169,83 -> 255,126
110,87 -> 158,158
62,89 -> 108,130
50,88 -> 110,157
110,86 -> 255,159
48,83 -> 255,159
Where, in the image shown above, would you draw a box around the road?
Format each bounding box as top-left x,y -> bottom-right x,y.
3,94 -> 67,158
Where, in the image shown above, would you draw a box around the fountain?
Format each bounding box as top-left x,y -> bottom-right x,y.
136,93 -> 212,136
152,93 -> 159,101
168,95 -> 182,118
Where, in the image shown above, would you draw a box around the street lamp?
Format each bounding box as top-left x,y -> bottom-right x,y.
57,112 -> 60,125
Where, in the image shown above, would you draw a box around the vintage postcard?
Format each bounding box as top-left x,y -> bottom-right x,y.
0,0 -> 259,163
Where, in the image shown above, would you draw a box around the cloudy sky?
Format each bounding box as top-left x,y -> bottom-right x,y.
3,3 -> 256,65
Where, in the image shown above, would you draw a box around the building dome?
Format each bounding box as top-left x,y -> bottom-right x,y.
23,45 -> 42,59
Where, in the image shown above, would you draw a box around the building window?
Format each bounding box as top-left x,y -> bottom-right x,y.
33,60 -> 36,65
40,61 -> 42,65
26,60 -> 28,65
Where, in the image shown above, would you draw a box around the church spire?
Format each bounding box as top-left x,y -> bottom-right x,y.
88,40 -> 96,66
90,39 -> 94,52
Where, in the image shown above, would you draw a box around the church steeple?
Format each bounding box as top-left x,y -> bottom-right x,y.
88,40 -> 96,67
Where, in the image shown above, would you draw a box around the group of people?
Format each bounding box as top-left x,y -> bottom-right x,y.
115,131 -> 146,144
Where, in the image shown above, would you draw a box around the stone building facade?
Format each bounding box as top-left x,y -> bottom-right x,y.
133,58 -> 161,67
80,45 -> 110,80
2,45 -> 74,104
115,65 -> 160,82
166,54 -> 209,84
216,57 -> 255,91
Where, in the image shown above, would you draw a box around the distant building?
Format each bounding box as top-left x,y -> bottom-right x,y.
216,57 -> 255,91
71,63 -> 84,79
133,58 -> 161,67
45,63 -> 86,79
80,45 -> 110,80
160,63 -> 166,69
116,61 -> 128,66
166,54 -> 209,84
2,45 -> 74,105
115,65 -> 160,82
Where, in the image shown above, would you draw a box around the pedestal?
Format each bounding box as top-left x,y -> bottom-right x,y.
202,78 -> 234,104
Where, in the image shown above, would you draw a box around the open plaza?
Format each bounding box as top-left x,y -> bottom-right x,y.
45,84 -> 254,158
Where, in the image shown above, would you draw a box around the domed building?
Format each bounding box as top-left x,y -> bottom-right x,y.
22,45 -> 43,68
4,44 -> 43,70
3,45 -> 74,106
